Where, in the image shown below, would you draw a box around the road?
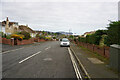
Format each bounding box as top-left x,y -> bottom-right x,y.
2,41 -> 83,79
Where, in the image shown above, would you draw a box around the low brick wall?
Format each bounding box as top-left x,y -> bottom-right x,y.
17,38 -> 34,45
0,37 -> 2,43
76,41 -> 110,58
38,39 -> 46,42
1,38 -> 47,46
2,38 -> 12,45
34,38 -> 46,42
34,38 -> 39,42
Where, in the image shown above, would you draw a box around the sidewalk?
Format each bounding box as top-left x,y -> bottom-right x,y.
70,43 -> 119,79
2,43 -> 35,52
2,41 -> 50,52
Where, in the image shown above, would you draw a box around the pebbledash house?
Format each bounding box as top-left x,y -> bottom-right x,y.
1,17 -> 36,37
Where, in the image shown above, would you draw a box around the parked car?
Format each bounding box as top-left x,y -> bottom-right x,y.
60,38 -> 70,47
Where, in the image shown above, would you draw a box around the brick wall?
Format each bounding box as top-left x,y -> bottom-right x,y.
1,38 -> 46,46
38,39 -> 46,42
0,37 -> 2,43
76,41 -> 110,58
34,38 -> 46,42
17,38 -> 34,45
2,38 -> 12,45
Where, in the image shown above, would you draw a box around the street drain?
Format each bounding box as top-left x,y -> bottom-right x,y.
43,58 -> 52,61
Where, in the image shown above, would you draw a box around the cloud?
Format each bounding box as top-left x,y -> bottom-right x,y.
1,2 -> 118,34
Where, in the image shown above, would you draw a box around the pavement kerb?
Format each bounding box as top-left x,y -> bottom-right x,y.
70,46 -> 91,80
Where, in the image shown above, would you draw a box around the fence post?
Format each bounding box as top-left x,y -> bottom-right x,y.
103,47 -> 105,56
93,44 -> 95,51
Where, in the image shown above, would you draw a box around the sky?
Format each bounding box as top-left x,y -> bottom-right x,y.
0,0 -> 119,35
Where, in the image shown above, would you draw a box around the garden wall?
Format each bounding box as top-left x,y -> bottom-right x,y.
2,38 -> 12,45
34,38 -> 46,42
0,37 -> 2,43
1,38 -> 47,46
76,41 -> 110,58
17,38 -> 34,45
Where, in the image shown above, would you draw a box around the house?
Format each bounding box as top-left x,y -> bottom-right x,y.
83,31 -> 96,37
0,21 -> 6,33
19,25 -> 37,37
1,17 -> 19,35
1,17 -> 37,37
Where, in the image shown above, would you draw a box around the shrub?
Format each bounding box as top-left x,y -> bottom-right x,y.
78,30 -> 108,45
39,35 -> 45,39
45,37 -> 52,40
19,31 -> 31,40
11,34 -> 24,41
6,35 -> 11,39
53,37 -> 56,39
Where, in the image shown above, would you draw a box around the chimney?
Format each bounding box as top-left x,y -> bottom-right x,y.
6,17 -> 9,21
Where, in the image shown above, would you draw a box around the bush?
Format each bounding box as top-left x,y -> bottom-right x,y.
45,37 -> 52,40
39,35 -> 45,39
6,35 -> 11,39
78,37 -> 86,43
11,34 -> 24,41
19,31 -> 31,40
53,37 -> 56,39
104,35 -> 109,46
78,30 -> 108,45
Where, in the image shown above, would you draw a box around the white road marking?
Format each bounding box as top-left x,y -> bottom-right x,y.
2,47 -> 24,54
88,58 -> 104,64
19,51 -> 41,64
68,48 -> 83,80
70,47 -> 91,79
45,46 -> 51,50
43,58 -> 52,61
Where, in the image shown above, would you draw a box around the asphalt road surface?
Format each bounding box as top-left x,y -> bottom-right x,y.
2,41 -> 79,79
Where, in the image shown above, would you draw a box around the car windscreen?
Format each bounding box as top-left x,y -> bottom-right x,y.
62,39 -> 69,42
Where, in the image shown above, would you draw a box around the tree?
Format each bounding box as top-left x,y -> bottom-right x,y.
107,21 -> 120,45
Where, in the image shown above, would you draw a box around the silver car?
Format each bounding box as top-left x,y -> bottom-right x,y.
60,38 -> 70,47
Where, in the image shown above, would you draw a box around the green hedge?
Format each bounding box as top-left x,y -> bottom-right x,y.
77,21 -> 120,46
107,21 -> 120,45
78,30 -> 107,45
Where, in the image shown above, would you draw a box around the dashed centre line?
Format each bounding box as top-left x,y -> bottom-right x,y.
19,51 -> 41,64
45,46 -> 51,50
2,47 -> 24,54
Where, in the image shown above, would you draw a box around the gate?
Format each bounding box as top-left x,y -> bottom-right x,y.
14,38 -> 17,45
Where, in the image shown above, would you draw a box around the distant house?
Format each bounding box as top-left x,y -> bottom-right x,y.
1,17 -> 37,37
0,22 -> 5,33
1,17 -> 19,35
83,31 -> 96,37
19,25 -> 37,37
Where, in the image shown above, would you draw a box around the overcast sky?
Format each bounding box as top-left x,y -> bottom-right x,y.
0,0 -> 119,35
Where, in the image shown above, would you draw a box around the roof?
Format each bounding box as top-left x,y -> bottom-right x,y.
1,21 -> 18,26
84,31 -> 96,35
34,30 -> 42,34
2,21 -> 6,26
19,25 -> 35,33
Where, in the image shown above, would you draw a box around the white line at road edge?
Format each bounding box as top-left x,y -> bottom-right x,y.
19,51 -> 41,64
70,47 -> 91,80
68,48 -> 83,80
2,47 -> 24,54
